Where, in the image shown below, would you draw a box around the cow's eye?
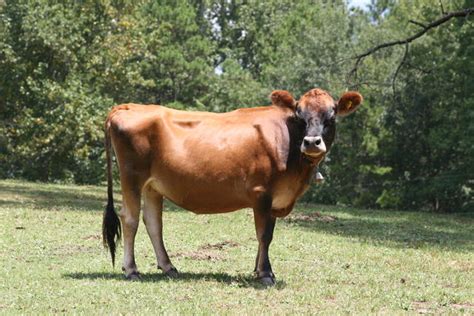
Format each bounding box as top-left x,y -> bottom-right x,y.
325,116 -> 335,126
323,116 -> 335,133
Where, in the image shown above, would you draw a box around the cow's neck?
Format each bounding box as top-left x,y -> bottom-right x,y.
286,116 -> 320,177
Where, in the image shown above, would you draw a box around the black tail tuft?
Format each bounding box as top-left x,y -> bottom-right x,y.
103,120 -> 121,267
102,198 -> 121,266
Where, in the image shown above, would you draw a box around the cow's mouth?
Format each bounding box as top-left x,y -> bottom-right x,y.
302,150 -> 325,158
301,150 -> 326,164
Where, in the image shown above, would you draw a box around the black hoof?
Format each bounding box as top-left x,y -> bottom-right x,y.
255,271 -> 276,287
125,271 -> 141,281
162,266 -> 179,278
259,276 -> 276,286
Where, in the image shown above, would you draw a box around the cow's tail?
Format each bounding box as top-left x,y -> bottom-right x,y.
102,119 -> 121,267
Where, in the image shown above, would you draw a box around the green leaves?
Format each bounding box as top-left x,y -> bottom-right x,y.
0,0 -> 214,183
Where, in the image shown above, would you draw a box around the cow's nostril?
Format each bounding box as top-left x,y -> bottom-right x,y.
303,139 -> 310,147
315,138 -> 321,145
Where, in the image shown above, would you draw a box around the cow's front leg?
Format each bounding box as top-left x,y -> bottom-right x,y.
253,245 -> 260,273
253,195 -> 277,286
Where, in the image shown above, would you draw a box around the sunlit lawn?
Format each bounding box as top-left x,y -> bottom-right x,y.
0,179 -> 473,314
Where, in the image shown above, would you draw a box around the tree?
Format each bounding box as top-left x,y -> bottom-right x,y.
0,0 -> 216,182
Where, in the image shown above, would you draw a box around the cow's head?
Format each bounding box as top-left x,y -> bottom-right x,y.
294,88 -> 363,159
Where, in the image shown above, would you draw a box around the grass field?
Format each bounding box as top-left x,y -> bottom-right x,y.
0,179 -> 473,314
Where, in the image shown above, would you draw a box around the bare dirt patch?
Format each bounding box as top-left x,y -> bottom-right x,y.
201,240 -> 240,250
172,240 -> 240,261
411,301 -> 433,314
448,260 -> 473,272
172,250 -> 224,261
451,302 -> 474,310
52,244 -> 96,257
82,234 -> 101,240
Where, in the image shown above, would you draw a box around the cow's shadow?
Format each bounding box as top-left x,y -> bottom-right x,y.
62,271 -> 286,289
0,181 -> 185,213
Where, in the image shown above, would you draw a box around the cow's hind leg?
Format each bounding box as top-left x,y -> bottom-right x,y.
253,194 -> 277,286
142,186 -> 178,278
120,186 -> 141,280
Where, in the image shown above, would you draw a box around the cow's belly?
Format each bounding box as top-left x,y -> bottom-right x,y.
146,177 -> 250,214
145,169 -> 311,213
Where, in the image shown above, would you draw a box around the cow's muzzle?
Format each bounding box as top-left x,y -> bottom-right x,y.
301,136 -> 326,157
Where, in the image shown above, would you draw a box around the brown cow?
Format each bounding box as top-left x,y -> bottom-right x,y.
102,88 -> 362,285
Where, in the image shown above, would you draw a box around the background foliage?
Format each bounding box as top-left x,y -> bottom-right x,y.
1,0 -> 472,212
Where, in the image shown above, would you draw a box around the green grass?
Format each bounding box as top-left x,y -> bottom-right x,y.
0,179 -> 473,314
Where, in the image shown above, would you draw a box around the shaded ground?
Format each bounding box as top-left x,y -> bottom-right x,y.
283,205 -> 474,252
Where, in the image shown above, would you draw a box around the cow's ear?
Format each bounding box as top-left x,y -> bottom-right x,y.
270,90 -> 296,110
336,91 -> 363,116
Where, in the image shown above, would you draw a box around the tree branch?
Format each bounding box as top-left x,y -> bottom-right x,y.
392,43 -> 409,94
439,0 -> 446,15
408,19 -> 427,28
349,7 -> 474,80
